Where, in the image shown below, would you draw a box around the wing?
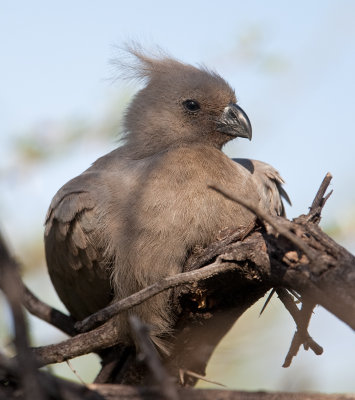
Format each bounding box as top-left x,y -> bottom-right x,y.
44,172 -> 113,320
233,158 -> 291,217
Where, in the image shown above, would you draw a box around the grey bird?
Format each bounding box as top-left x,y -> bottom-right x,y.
44,47 -> 290,352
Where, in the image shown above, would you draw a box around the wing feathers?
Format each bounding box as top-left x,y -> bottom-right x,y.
233,158 -> 291,217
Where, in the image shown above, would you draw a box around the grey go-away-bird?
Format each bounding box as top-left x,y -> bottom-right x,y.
44,46 -> 290,352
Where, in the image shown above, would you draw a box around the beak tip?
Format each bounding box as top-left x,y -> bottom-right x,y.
217,103 -> 252,141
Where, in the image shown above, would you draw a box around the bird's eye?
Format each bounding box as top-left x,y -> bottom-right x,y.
183,99 -> 201,113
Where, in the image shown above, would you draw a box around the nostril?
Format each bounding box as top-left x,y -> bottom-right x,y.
227,108 -> 236,119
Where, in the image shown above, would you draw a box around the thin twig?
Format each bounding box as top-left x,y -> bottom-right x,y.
180,369 -> 226,387
208,184 -> 317,262
276,288 -> 302,325
288,289 -> 302,303
307,173 -> 333,223
276,289 -> 323,367
184,223 -> 255,272
66,360 -> 87,386
259,289 -> 276,316
75,257 -> 240,333
129,315 -> 179,400
310,172 -> 333,212
23,283 -> 77,336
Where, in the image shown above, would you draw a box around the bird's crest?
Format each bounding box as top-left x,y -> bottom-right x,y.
111,42 -> 181,83
111,42 -> 223,87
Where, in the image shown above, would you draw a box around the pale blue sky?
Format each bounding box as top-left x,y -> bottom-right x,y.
2,1 -> 355,233
1,0 -> 354,392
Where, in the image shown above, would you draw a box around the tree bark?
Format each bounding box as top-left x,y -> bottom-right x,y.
1,173 -> 354,399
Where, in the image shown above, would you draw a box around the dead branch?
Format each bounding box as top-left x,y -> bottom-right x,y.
276,289 -> 323,367
20,175 -> 355,378
308,172 -> 333,222
75,257 -> 246,333
208,183 -> 317,261
1,173 -> 354,397
0,352 -> 102,400
31,256 -> 249,366
22,283 -> 76,336
129,316 -> 179,400
90,384 -> 355,400
32,318 -> 120,366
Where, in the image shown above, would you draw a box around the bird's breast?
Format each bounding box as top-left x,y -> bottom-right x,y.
126,146 -> 258,245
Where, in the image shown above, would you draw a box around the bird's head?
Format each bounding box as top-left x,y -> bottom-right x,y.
120,46 -> 252,157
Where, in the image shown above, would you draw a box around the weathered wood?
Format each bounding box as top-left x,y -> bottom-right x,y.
1,174 -> 354,398
33,318 -> 121,366
22,283 -> 77,336
28,213 -> 355,382
91,384 -> 355,400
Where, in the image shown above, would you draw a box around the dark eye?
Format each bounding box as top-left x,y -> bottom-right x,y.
183,99 -> 201,113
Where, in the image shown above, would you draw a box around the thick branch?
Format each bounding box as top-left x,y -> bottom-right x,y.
89,384 -> 355,400
208,174 -> 355,331
32,318 -> 120,366
1,172 -> 354,394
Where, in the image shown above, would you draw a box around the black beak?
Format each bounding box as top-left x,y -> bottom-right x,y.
216,103 -> 252,140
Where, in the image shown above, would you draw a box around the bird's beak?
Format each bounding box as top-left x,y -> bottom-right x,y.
216,103 -> 252,140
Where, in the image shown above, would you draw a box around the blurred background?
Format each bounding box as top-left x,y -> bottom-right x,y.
1,0 -> 354,393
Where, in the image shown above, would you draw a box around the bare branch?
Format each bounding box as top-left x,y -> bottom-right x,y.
66,360 -> 87,385
184,223 -> 255,272
180,369 -> 226,387
0,351 -> 102,400
33,257 -> 248,366
75,257 -> 239,333
208,183 -> 317,262
310,172 -> 333,213
89,384 -> 355,400
22,283 -> 77,336
276,289 -> 323,367
130,316 -> 179,400
32,318 -> 120,366
1,172 -> 354,395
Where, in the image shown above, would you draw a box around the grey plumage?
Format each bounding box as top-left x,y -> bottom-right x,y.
44,47 -> 290,352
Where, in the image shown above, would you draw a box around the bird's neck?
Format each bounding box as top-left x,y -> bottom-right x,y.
122,137 -> 224,160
